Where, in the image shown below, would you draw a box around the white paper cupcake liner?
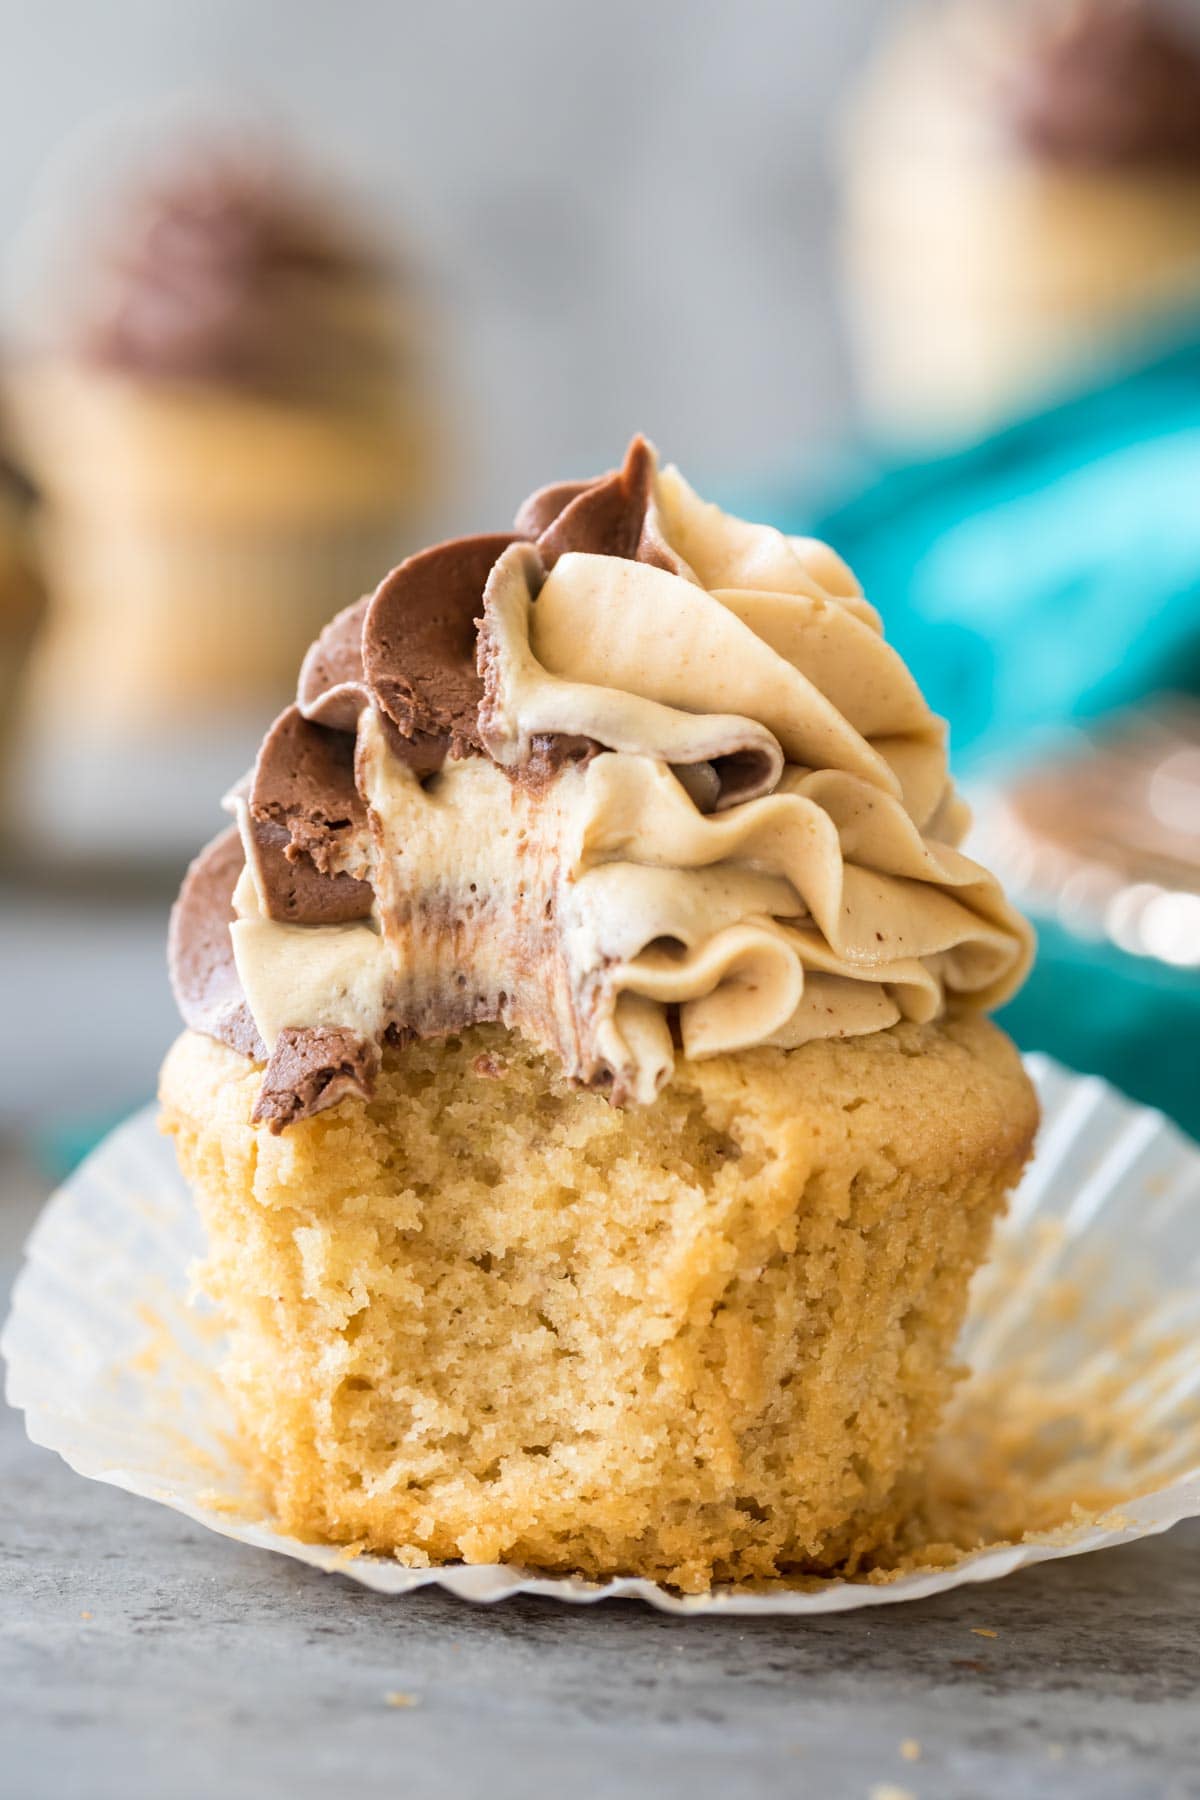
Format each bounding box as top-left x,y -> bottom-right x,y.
4,1055 -> 1199,1615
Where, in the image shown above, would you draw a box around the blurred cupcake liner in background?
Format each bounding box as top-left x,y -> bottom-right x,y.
2,119 -> 442,869
0,462 -> 43,768
840,0 -> 1200,447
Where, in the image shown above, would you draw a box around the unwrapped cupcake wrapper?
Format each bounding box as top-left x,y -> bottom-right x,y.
4,1055 -> 1199,1615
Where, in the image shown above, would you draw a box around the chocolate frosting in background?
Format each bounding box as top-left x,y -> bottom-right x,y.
170,437 -> 1034,1130
65,140 -> 403,398
978,0 -> 1200,168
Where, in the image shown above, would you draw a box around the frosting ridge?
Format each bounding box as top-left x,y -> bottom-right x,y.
169,436 -> 1034,1127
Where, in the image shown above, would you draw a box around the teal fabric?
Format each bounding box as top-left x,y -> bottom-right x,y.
762,334 -> 1200,1141
786,332 -> 1200,774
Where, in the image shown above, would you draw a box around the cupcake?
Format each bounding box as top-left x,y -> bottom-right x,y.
5,135 -> 435,861
160,438 -> 1036,1591
842,0 -> 1200,444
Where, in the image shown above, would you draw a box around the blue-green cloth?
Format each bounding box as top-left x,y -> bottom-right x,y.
762,332 -> 1200,1140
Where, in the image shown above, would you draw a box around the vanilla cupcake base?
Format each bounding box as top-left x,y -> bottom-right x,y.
160,1016 -> 1037,1592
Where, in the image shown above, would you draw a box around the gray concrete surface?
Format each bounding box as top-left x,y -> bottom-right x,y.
2,1154 -> 1199,1800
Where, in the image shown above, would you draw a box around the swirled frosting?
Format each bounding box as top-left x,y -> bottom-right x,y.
169,438 -> 1033,1128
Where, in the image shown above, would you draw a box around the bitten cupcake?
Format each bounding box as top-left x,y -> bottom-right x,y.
6,135 -> 435,860
842,0 -> 1200,444
160,439 -> 1037,1592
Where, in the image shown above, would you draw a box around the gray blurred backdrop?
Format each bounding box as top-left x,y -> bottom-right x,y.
0,0 -> 888,525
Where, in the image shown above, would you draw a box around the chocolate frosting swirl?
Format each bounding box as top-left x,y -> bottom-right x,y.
72,141 -> 398,394
364,535 -> 519,764
169,826 -> 265,1061
169,437 -> 1033,1129
995,0 -> 1200,168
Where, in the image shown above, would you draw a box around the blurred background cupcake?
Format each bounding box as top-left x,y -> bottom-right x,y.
0,456 -> 43,765
842,0 -> 1200,446
3,129 -> 439,867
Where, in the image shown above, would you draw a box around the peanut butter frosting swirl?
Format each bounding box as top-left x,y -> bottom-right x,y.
169,437 -> 1033,1127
